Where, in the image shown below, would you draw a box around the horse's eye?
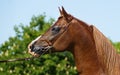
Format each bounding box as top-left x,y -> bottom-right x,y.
51,26 -> 61,34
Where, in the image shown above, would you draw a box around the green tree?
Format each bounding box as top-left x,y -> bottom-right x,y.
0,14 -> 77,75
113,42 -> 120,53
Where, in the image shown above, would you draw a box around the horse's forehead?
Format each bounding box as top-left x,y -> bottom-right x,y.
55,17 -> 67,25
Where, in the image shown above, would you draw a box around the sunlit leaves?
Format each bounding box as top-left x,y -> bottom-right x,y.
113,42 -> 120,53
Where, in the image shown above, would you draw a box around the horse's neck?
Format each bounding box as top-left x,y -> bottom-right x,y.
73,44 -> 103,75
71,22 -> 103,75
92,26 -> 120,75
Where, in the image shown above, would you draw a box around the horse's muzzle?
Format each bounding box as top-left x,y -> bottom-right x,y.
28,45 -> 52,57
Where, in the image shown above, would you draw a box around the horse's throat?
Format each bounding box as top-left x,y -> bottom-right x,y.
73,45 -> 102,75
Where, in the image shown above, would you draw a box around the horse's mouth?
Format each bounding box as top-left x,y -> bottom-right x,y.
28,46 -> 53,57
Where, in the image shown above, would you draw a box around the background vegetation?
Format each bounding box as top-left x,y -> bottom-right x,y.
0,14 -> 120,75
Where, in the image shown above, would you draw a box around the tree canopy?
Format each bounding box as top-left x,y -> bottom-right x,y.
0,14 -> 77,75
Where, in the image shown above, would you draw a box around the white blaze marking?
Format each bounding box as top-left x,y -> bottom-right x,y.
31,35 -> 42,45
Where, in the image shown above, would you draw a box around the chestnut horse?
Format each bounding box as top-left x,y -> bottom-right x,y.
28,7 -> 120,75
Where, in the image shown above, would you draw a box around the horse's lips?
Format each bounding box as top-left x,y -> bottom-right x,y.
28,46 -> 52,57
28,49 -> 40,57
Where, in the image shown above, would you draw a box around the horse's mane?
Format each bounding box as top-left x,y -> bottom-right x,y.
91,25 -> 120,75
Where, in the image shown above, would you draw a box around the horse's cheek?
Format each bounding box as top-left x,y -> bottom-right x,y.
53,41 -> 69,51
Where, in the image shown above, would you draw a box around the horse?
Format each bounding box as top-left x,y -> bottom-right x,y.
28,7 -> 120,75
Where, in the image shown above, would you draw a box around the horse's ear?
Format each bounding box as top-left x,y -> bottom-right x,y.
58,7 -> 62,15
61,6 -> 69,21
61,6 -> 68,16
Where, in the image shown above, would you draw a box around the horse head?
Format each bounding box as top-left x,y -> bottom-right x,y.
28,7 -> 74,57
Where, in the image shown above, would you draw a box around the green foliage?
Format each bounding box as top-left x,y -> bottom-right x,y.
113,42 -> 120,53
0,14 -> 77,75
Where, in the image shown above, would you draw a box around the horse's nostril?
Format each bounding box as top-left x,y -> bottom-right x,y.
40,46 -> 44,50
28,40 -> 37,51
29,46 -> 32,49
29,45 -> 35,52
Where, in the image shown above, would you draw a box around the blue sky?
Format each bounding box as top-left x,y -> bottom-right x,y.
0,0 -> 120,44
